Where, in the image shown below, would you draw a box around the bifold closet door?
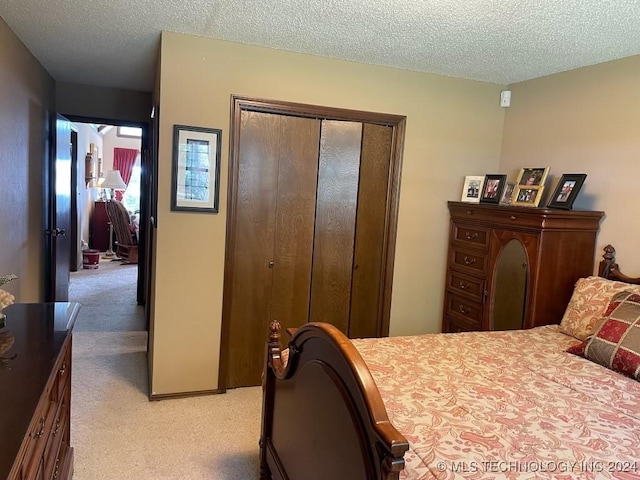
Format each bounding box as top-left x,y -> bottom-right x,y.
309,120 -> 363,333
227,111 -> 320,388
308,121 -> 394,338
349,124 -> 393,338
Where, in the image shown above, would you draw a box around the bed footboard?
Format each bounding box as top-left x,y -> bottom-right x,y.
260,321 -> 409,480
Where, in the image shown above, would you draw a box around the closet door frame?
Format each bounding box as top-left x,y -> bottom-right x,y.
218,96 -> 406,392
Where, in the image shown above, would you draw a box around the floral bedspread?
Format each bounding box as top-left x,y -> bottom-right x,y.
352,326 -> 640,479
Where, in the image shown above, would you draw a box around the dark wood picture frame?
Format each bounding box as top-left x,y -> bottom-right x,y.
480,174 -> 507,204
547,174 -> 587,210
171,124 -> 222,213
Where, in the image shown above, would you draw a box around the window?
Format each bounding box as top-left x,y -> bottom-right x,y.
122,157 -> 141,213
117,126 -> 142,138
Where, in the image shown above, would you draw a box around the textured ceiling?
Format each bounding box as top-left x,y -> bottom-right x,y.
1,0 -> 640,92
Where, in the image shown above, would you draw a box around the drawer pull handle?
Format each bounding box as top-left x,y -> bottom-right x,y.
465,232 -> 478,240
59,361 -> 66,377
53,416 -> 61,437
459,305 -> 470,314
463,256 -> 476,265
53,457 -> 60,479
510,215 -> 516,220
466,210 -> 473,215
459,281 -> 469,289
34,416 -> 45,438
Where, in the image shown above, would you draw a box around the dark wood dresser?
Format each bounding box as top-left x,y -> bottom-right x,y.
443,202 -> 604,333
90,201 -> 110,251
0,303 -> 79,480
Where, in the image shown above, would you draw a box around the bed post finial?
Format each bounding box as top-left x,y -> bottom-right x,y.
599,244 -> 617,279
269,320 -> 281,346
603,244 -> 615,263
267,320 -> 288,377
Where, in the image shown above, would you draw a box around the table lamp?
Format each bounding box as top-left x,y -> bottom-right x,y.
101,170 -> 127,257
101,170 -> 127,200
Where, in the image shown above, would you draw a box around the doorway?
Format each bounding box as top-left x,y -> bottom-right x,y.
48,116 -> 152,305
67,120 -> 146,333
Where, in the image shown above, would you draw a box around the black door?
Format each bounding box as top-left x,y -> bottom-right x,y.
44,114 -> 72,301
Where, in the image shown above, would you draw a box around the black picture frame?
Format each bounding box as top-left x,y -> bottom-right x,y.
171,125 -> 222,213
547,174 -> 587,210
479,174 -> 507,204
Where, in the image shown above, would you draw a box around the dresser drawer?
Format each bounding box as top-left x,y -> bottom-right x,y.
445,293 -> 483,327
451,222 -> 490,249
443,315 -> 481,333
21,397 -> 57,480
449,248 -> 487,276
447,270 -> 485,303
54,343 -> 71,402
450,203 -> 558,230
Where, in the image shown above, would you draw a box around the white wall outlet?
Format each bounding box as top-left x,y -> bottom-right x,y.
500,90 -> 511,108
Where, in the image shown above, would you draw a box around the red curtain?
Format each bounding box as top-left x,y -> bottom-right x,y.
113,147 -> 139,201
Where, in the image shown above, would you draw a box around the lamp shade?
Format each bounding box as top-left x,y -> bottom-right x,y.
102,170 -> 127,190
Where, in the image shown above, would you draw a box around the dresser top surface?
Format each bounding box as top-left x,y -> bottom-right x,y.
448,201 -> 604,218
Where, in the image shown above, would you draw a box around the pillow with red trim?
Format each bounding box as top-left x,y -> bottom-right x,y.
568,291 -> 640,381
559,276 -> 640,340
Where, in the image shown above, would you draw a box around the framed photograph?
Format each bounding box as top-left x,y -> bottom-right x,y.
513,186 -> 544,207
480,174 -> 507,204
460,175 -> 485,203
499,182 -> 516,206
516,167 -> 550,188
171,125 -> 222,213
547,174 -> 587,210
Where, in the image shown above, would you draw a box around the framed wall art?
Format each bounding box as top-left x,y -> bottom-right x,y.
547,174 -> 587,210
460,175 -> 485,203
513,185 -> 544,207
480,174 -> 507,204
516,167 -> 550,188
171,125 -> 222,213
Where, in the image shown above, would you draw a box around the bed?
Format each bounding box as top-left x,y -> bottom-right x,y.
259,245 -> 640,479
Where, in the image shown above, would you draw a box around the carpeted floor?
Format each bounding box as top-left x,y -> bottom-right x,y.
69,258 -> 262,479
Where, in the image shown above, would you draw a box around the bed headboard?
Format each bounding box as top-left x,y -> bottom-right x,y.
598,244 -> 640,284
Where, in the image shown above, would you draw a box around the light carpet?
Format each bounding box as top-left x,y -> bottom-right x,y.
70,258 -> 262,479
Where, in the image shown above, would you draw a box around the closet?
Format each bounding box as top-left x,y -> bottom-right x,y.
221,97 -> 405,389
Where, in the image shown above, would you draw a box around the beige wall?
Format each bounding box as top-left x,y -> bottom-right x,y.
500,55 -> 640,273
0,18 -> 54,301
153,32 -> 505,394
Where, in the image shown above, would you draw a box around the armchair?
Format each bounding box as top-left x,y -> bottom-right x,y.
105,200 -> 138,264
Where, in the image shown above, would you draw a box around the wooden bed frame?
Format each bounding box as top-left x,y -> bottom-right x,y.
259,244 -> 638,480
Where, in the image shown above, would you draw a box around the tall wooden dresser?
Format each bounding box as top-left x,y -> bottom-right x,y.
90,201 -> 110,251
1,303 -> 79,480
443,202 -> 604,333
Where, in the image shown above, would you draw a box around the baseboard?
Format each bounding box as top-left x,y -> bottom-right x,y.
149,388 -> 221,401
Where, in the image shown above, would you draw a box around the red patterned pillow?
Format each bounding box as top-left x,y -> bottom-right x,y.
559,276 -> 640,340
569,291 -> 640,381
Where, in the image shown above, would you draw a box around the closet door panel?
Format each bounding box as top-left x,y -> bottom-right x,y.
271,117 -> 321,331
226,111 -> 283,388
309,120 -> 362,333
349,124 -> 393,338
